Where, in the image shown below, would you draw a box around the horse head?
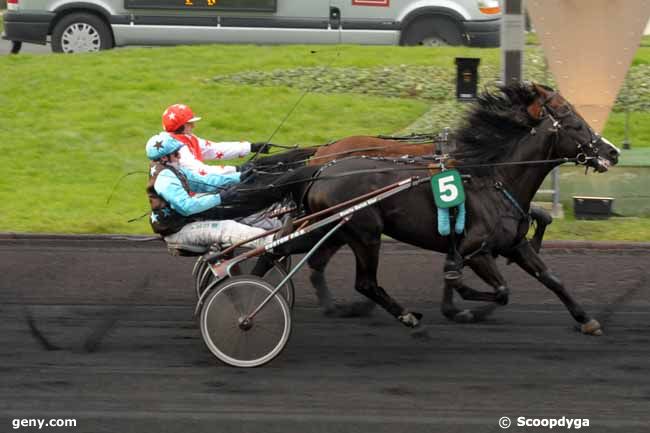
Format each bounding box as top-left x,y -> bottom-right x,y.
527,83 -> 620,173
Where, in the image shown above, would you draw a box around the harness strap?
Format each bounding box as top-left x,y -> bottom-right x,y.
494,181 -> 528,221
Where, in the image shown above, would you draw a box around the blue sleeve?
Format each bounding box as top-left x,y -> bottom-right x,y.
154,169 -> 222,216
180,167 -> 241,193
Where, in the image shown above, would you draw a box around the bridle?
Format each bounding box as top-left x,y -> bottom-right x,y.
537,92 -> 604,168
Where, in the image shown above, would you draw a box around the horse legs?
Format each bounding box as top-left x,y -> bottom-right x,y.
307,242 -> 339,314
441,253 -> 505,323
348,238 -> 422,328
507,241 -> 602,336
529,206 -> 553,253
307,241 -> 376,317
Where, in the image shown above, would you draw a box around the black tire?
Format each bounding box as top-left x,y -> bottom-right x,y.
51,13 -> 114,53
401,16 -> 464,46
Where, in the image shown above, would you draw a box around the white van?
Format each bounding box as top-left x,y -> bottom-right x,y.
3,0 -> 501,53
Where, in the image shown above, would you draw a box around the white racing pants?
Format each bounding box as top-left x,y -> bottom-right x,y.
164,220 -> 274,249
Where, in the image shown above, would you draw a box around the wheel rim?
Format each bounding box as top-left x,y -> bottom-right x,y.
61,23 -> 101,53
420,36 -> 447,47
200,278 -> 291,367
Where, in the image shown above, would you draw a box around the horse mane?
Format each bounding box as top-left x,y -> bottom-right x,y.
454,82 -> 544,165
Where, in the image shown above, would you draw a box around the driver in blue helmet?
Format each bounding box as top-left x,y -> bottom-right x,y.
145,132 -> 275,249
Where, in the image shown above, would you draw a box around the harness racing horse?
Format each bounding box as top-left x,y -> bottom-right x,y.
247,113 -> 553,318
263,82 -> 619,334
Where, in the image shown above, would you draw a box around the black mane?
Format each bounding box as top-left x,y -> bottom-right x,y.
454,82 -> 544,165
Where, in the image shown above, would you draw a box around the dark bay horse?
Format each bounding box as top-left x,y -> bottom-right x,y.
261,83 -> 619,335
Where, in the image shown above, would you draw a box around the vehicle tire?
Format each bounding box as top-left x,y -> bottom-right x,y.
200,276 -> 292,368
401,16 -> 464,46
51,13 -> 114,53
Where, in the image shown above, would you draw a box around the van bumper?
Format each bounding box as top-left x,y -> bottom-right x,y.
2,11 -> 54,45
462,19 -> 500,47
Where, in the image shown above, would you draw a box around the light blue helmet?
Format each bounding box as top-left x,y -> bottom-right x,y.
145,132 -> 183,160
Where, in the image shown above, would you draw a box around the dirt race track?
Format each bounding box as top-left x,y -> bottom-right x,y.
1,235 -> 649,433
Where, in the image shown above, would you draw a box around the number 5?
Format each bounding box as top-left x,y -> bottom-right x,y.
438,175 -> 458,202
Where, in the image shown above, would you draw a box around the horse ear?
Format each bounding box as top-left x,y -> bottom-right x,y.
527,83 -> 547,120
532,82 -> 553,99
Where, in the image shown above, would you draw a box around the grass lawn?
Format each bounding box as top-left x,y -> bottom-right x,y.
544,216 -> 650,242
1,39 -> 649,240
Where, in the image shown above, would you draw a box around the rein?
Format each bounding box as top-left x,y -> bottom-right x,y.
247,49 -> 341,163
236,156 -> 579,193
252,138 -> 442,171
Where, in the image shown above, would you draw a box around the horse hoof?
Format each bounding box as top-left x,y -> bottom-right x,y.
398,312 -> 421,328
580,319 -> 603,336
454,309 -> 475,323
495,286 -> 510,306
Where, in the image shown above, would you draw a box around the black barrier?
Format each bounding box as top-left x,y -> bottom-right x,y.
455,57 -> 480,101
573,196 -> 614,220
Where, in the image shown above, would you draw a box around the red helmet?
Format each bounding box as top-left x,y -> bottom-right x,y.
162,104 -> 202,132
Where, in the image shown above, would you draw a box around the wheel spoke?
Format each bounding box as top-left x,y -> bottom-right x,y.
61,23 -> 101,53
201,277 -> 291,367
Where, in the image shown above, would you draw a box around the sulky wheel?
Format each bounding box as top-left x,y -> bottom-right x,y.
199,276 -> 292,368
194,250 -> 295,308
193,257 -> 211,299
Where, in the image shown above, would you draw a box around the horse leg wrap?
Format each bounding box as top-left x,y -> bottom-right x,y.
444,267 -> 463,287
444,255 -> 463,283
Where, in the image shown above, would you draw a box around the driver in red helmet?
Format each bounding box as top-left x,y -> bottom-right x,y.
162,103 -> 269,176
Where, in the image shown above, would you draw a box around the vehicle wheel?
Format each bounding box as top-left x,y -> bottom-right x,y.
200,276 -> 292,368
401,16 -> 463,46
193,257 -> 211,298
51,13 -> 114,53
195,249 -> 295,308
